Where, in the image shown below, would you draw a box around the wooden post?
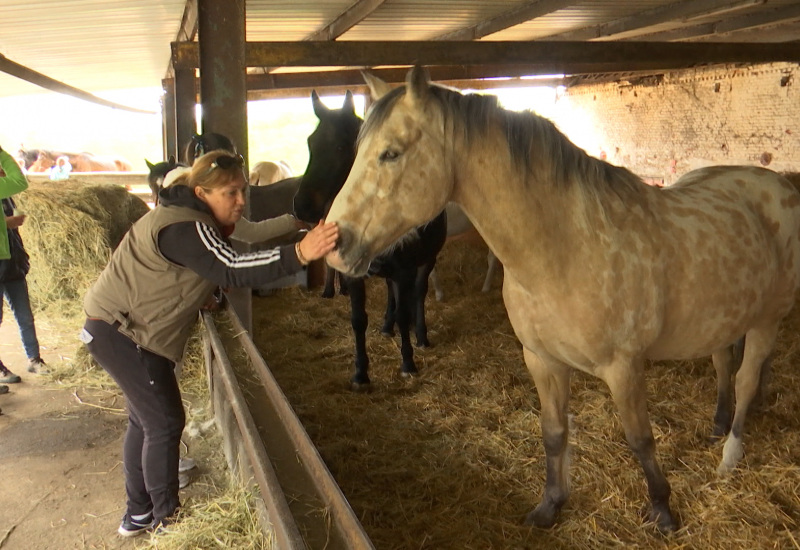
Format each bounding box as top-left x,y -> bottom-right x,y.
174,67 -> 197,164
161,78 -> 177,160
197,0 -> 251,332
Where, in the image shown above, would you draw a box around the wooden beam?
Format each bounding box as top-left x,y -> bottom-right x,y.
305,0 -> 387,41
165,0 -> 199,78
545,0 -> 765,41
172,40 -> 800,72
634,3 -> 800,41
434,0 -> 579,41
0,53 -> 156,114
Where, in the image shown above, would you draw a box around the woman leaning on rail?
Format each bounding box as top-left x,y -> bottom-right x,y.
82,150 -> 338,537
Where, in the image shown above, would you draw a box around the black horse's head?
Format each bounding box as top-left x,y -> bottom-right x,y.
145,155 -> 185,205
293,90 -> 362,224
183,132 -> 236,165
18,148 -> 39,169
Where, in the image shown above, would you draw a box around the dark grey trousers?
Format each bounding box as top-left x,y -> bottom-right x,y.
83,318 -> 184,523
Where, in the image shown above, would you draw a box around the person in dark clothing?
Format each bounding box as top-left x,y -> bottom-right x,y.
82,150 -> 338,537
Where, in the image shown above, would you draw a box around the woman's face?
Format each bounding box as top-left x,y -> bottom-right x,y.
195,174 -> 247,227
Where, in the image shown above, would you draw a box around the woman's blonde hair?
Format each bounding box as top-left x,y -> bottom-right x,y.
170,150 -> 246,191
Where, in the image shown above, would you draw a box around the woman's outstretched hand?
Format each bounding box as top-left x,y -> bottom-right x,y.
297,220 -> 339,264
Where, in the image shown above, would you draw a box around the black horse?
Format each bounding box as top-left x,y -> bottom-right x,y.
145,155 -> 186,205
294,90 -> 447,390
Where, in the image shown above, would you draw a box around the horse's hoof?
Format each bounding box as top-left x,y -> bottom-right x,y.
349,380 -> 372,393
649,506 -> 678,535
381,330 -> 395,338
524,507 -> 557,529
321,291 -> 334,299
416,339 -> 431,348
400,368 -> 418,378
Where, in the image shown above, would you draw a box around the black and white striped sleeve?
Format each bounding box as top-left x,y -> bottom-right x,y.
158,220 -> 303,288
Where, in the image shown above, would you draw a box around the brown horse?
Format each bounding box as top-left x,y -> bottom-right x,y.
323,67 -> 800,534
28,150 -> 132,172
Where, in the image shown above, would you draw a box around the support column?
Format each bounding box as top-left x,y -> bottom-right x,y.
161,78 -> 177,160
175,67 -> 198,164
197,0 -> 251,331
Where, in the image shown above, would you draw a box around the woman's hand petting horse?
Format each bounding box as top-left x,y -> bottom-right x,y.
297,220 -> 339,264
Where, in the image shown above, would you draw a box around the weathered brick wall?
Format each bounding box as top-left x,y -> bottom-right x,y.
549,62 -> 799,185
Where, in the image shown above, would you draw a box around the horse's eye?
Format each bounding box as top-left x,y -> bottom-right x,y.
379,149 -> 399,162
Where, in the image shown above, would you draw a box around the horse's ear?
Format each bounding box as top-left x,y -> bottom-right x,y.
145,159 -> 155,170
406,66 -> 431,107
311,90 -> 329,119
168,154 -> 176,164
343,90 -> 355,115
362,70 -> 391,100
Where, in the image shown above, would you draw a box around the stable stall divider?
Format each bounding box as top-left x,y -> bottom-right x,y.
201,304 -> 376,549
201,309 -> 305,548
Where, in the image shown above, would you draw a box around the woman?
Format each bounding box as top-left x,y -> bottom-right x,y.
82,150 -> 338,537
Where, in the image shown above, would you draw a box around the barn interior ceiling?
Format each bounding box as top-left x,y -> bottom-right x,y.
1,0 -> 799,105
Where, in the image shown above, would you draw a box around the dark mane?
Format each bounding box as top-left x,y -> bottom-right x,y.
362,82 -> 644,200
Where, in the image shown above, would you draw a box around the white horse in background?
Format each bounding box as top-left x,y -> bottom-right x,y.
249,160 -> 293,186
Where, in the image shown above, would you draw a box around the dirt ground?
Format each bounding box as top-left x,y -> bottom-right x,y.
0,314 -> 221,550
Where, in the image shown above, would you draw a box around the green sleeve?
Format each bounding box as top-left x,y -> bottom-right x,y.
0,150 -> 29,199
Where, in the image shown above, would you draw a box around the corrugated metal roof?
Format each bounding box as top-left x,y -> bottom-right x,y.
1,0 -> 798,100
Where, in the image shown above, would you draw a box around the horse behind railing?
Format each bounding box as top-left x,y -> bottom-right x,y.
27,150 -> 132,172
323,66 -> 800,533
293,89 -> 447,390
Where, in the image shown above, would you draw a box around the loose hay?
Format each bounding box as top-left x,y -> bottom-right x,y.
15,180 -> 149,319
252,239 -> 800,549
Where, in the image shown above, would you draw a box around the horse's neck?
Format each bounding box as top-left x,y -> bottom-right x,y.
453,148 -> 602,281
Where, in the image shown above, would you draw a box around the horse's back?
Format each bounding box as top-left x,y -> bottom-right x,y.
249,176 -> 300,221
250,160 -> 293,186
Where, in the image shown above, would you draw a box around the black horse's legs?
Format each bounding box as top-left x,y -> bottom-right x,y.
321,266 -> 337,299
605,358 -> 677,533
381,278 -> 397,337
393,276 -> 418,376
523,349 -> 571,529
711,344 -> 737,440
347,278 -> 370,389
413,263 -> 435,348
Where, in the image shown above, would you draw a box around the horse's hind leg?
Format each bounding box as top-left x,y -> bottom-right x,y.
481,251 -> 499,293
604,358 -> 677,533
718,324 -> 778,475
393,277 -> 418,376
381,278 -> 396,337
413,263 -> 435,347
523,349 -> 571,529
321,266 -> 337,298
710,344 -> 737,441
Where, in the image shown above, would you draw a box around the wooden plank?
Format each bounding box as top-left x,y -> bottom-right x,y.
305,0 -> 388,41
435,0 -> 579,41
173,40 -> 800,72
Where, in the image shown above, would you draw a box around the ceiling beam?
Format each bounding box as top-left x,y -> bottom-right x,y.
544,0 -> 766,41
165,0 -> 199,78
305,0 -> 387,41
172,40 -> 800,73
634,3 -> 800,41
433,0 -> 578,41
0,53 -> 156,114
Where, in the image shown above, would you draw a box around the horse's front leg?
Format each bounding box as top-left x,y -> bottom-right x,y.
347,278 -> 370,391
393,276 -> 417,376
523,348 -> 571,529
381,278 -> 397,337
603,358 -> 677,533
413,263 -> 435,347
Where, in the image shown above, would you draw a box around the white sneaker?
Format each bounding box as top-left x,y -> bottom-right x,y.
178,457 -> 196,472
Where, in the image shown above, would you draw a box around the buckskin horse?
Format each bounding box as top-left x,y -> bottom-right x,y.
293,90 -> 447,390
322,67 -> 800,533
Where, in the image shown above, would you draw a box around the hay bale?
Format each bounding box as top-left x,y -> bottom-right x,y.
15,180 -> 149,318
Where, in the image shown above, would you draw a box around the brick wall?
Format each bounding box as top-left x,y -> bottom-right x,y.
549,62 -> 799,185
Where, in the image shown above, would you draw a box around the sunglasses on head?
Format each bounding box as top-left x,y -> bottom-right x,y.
208,154 -> 245,172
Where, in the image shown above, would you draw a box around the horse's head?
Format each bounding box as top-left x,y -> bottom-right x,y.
325,67 -> 453,277
145,155 -> 184,204
184,133 -> 236,165
29,150 -> 57,172
17,148 -> 39,169
293,90 -> 362,224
